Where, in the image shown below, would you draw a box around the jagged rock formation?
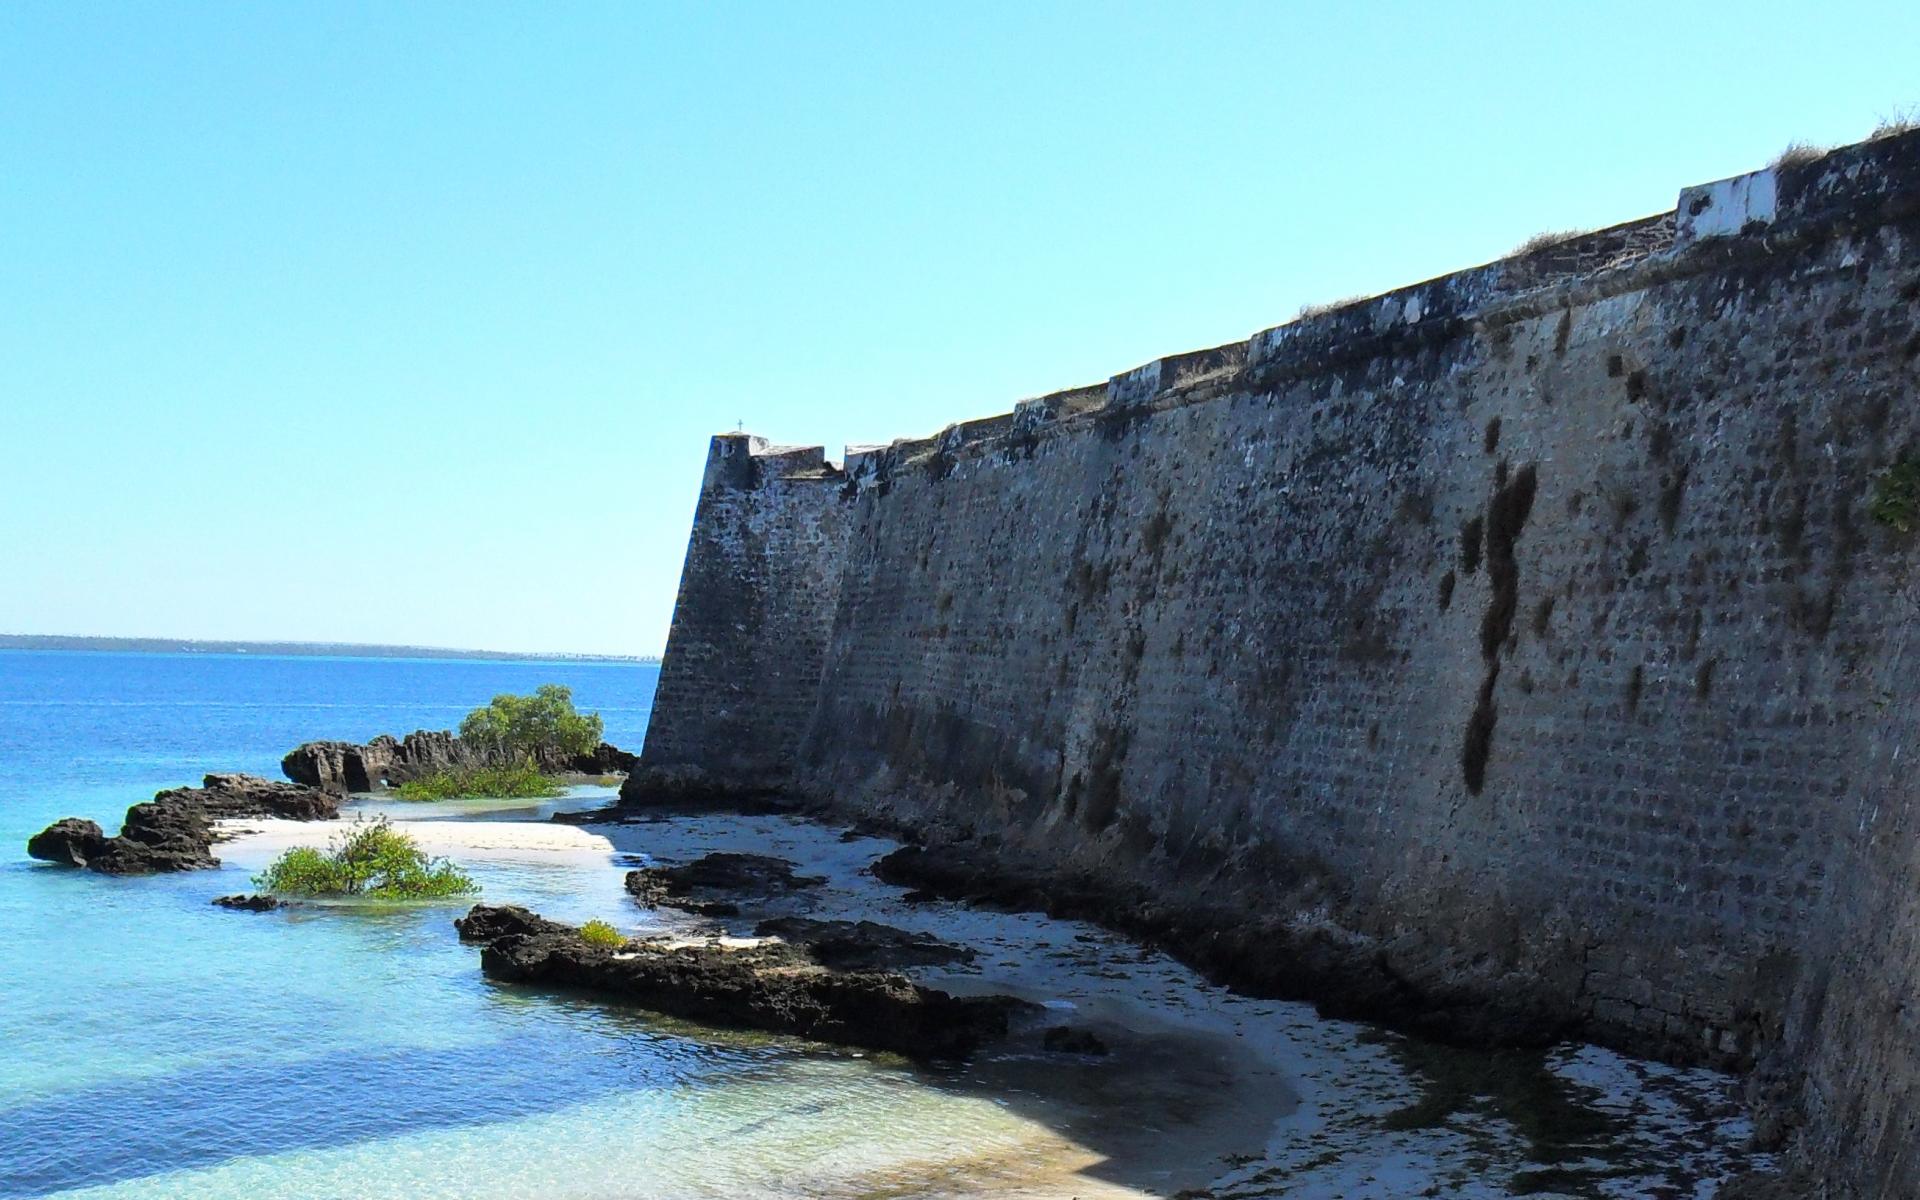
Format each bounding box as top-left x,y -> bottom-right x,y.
283,731 -> 636,794
454,904 -> 1026,1058
751,917 -> 977,971
26,774 -> 338,874
212,894 -> 284,912
164,773 -> 341,821
630,130 -> 1920,1196
624,852 -> 824,916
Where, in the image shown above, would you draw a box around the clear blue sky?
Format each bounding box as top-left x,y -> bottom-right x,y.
3,2 -> 1915,655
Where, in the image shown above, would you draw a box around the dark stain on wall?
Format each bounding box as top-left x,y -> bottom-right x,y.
1461,517 -> 1485,574
1463,464 -> 1538,792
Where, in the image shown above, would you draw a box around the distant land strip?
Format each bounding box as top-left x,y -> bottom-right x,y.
0,634 -> 658,664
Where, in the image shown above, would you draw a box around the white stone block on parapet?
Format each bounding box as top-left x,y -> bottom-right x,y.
1676,168 -> 1778,242
1107,358 -> 1163,407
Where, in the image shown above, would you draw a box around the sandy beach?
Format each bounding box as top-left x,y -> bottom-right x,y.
211,797 -> 1777,1199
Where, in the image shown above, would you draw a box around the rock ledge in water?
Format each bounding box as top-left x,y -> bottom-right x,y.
455,904 -> 1026,1059
26,773 -> 338,876
752,917 -> 977,971
624,852 -> 825,916
213,893 -> 284,911
284,732 -> 637,795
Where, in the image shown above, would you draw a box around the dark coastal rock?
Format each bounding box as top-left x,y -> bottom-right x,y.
213,893 -> 283,911
97,798 -> 219,873
164,773 -> 342,822
616,764 -> 787,811
280,737 -> 394,793
456,904 -> 1027,1059
30,798 -> 220,874
26,818 -> 109,868
868,843 -> 1577,1050
455,903 -> 571,942
1714,1169 -> 1813,1200
284,731 -> 636,794
25,773 -> 336,876
1043,1025 -> 1110,1056
869,844 -> 1100,912
753,917 -> 977,971
573,742 -> 638,775
625,852 -> 824,915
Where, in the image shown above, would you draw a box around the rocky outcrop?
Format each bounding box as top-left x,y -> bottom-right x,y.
751,917 -> 976,970
26,818 -> 110,868
1042,1025 -> 1109,1056
26,773 -> 337,876
624,852 -> 824,916
572,741 -> 639,775
455,904 -> 1028,1059
869,843 -> 1579,1050
284,732 -> 636,794
28,797 -> 217,874
162,773 -> 342,821
615,764 -> 785,810
212,893 -> 283,911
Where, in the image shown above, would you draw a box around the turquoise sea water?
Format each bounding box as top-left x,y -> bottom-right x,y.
0,652 -> 1094,1200
1,650 -> 1775,1200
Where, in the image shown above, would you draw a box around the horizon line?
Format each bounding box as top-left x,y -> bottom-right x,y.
0,632 -> 661,663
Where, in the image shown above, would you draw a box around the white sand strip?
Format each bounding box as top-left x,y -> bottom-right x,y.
213,817 -> 615,870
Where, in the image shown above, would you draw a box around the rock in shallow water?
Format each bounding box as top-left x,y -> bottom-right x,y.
25,818 -> 109,868
624,852 -> 825,916
867,842 -> 1579,1049
455,904 -> 1030,1059
180,773 -> 341,821
26,773 -> 338,876
1043,1025 -> 1110,1056
751,917 -> 977,971
212,893 -> 283,911
284,731 -> 637,794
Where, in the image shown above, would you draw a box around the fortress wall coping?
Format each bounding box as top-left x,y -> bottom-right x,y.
807,128 -> 1920,494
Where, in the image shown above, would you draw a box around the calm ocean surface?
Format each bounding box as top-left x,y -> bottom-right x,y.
0,652 -> 1057,1199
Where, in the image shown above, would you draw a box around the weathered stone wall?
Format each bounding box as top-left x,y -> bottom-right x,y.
641,433 -> 851,786
641,130 -> 1920,1195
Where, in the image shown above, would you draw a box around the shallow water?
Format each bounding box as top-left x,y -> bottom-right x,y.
0,651 -> 1769,1199
0,652 -> 1259,1200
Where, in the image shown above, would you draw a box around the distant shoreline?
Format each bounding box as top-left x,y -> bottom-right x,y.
0,634 -> 658,664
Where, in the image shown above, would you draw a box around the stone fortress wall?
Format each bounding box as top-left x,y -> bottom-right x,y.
640,130 -> 1920,1195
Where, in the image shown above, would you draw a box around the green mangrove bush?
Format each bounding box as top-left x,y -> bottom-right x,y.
459,684 -> 604,763
395,762 -> 566,801
255,817 -> 478,899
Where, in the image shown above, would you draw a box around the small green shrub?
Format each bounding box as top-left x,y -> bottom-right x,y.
579,919 -> 626,950
255,817 -> 478,899
395,763 -> 567,801
1869,460 -> 1920,533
